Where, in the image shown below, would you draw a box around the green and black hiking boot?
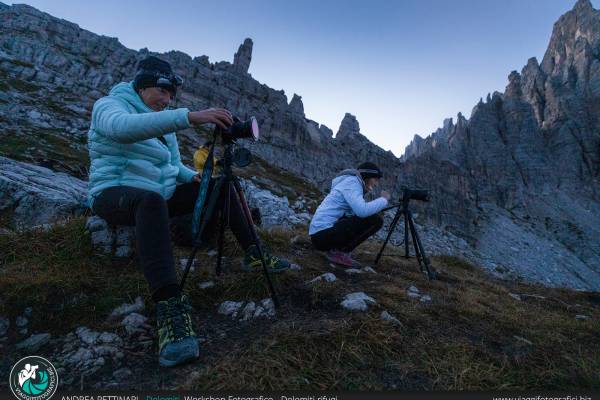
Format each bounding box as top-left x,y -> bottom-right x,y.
242,244 -> 291,273
156,294 -> 199,367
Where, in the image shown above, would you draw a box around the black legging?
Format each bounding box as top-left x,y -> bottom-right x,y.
310,214 -> 383,252
91,180 -> 252,295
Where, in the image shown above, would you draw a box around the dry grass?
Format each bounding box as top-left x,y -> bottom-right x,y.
1,218 -> 599,390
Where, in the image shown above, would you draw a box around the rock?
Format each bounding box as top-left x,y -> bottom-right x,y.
121,313 -> 148,334
419,295 -> 432,303
0,157 -> 88,229
308,272 -> 337,283
86,216 -> 135,258
380,311 -> 402,326
15,316 -> 28,327
16,333 -> 51,352
23,307 -> 33,317
207,250 -> 218,257
98,332 -> 121,345
238,179 -> 307,228
509,293 -> 522,301
198,281 -> 215,289
232,38 -> 252,74
406,286 -> 421,299
289,263 -> 302,271
218,301 -> 244,317
68,347 -> 94,365
407,286 -> 420,294
513,335 -> 533,345
0,317 -> 9,336
179,258 -> 196,272
341,292 -> 377,311
344,268 -> 363,274
109,297 -> 145,319
240,302 -> 256,321
575,314 -> 591,321
112,367 -> 132,381
260,298 -> 276,317
76,326 -> 99,345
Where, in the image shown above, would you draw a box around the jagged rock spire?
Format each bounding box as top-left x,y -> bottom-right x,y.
233,38 -> 253,74
289,94 -> 304,115
335,113 -> 360,140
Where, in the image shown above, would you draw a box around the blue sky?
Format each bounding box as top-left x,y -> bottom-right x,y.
13,0 -> 597,156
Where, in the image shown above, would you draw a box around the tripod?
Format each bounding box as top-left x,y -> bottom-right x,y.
374,195 -> 436,280
179,138 -> 279,307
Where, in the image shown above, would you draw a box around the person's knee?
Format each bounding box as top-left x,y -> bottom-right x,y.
138,191 -> 167,213
370,214 -> 384,231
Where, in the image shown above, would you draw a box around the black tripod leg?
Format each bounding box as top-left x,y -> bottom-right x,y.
231,176 -> 279,308
404,211 -> 410,258
180,178 -> 225,291
407,211 -> 436,280
375,208 -> 402,265
407,212 -> 424,271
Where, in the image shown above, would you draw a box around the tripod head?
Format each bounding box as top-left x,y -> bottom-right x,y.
382,187 -> 430,212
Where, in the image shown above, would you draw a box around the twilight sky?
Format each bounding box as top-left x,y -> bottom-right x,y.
14,0 -> 597,156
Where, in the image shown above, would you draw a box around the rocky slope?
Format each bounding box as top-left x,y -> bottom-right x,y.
396,0 -> 600,290
0,1 -> 599,289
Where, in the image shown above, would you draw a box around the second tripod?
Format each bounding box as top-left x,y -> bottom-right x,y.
374,187 -> 436,280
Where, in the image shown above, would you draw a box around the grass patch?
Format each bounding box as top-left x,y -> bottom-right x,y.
0,217 -> 147,335
0,218 -> 599,390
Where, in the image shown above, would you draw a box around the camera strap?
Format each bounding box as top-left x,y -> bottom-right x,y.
191,132 -> 217,239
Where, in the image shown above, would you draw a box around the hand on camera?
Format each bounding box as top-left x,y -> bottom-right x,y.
380,190 -> 391,201
188,108 -> 233,130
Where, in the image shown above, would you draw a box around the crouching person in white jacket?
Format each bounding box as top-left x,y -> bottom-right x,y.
309,162 -> 390,267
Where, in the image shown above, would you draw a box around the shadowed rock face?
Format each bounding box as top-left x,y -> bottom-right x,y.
1,1 -> 599,289
396,0 -> 600,289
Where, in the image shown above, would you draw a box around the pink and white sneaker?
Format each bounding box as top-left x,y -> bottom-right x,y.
327,250 -> 358,267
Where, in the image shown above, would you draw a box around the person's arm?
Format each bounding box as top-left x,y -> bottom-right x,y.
92,97 -> 191,144
167,134 -> 198,183
339,178 -> 388,218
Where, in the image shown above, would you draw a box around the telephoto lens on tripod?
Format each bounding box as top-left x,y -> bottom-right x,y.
220,116 -> 259,143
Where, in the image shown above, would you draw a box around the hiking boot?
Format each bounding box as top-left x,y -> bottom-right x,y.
242,244 -> 291,273
156,294 -> 199,367
327,250 -> 360,267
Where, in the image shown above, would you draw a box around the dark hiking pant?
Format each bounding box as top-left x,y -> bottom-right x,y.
310,214 -> 383,252
92,181 -> 252,298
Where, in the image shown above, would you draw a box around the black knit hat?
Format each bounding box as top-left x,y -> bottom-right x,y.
133,56 -> 183,94
357,162 -> 383,180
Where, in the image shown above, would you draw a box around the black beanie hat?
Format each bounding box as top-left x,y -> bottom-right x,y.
357,162 -> 383,180
133,56 -> 182,94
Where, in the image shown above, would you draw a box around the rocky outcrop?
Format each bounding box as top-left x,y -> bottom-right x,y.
0,2 -> 400,189
393,0 -> 600,289
0,156 -> 87,228
233,38 -> 253,75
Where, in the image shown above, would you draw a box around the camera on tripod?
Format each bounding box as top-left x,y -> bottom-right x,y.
218,116 -> 259,144
375,185 -> 437,280
402,187 -> 430,202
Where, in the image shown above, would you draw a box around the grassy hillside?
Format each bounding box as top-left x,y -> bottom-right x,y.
0,217 -> 599,390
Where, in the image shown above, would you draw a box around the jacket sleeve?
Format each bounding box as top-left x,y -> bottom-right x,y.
338,178 -> 388,218
169,135 -> 197,183
92,97 -> 191,144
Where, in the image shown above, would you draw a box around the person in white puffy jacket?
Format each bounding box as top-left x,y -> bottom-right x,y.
309,162 -> 390,266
